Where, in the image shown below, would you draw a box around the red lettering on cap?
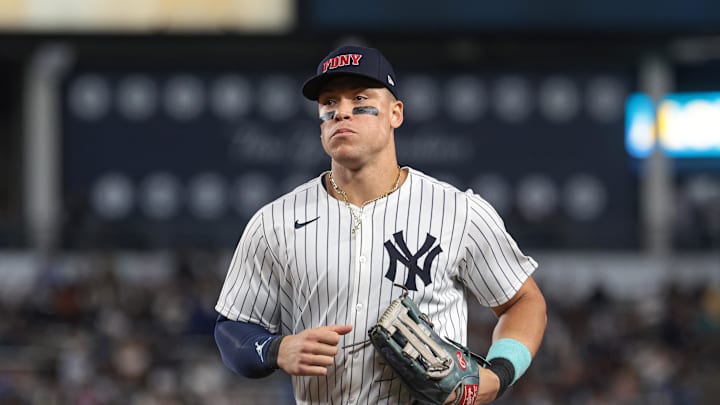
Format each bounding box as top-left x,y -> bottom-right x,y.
321,53 -> 363,73
350,54 -> 363,65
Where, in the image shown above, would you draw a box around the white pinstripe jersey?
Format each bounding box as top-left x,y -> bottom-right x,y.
215,167 -> 538,405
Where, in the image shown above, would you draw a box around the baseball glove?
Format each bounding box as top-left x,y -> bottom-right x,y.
368,286 -> 486,405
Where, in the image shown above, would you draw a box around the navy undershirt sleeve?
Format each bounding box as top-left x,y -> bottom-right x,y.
214,315 -> 283,378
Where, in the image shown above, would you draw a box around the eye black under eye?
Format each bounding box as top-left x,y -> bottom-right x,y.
352,106 -> 379,116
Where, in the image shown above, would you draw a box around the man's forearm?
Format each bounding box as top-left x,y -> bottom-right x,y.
214,315 -> 284,378
486,277 -> 547,398
491,277 -> 547,355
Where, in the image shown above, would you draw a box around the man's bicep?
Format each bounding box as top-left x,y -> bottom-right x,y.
216,213 -> 283,331
490,276 -> 542,318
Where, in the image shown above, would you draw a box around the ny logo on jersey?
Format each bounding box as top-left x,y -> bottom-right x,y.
384,231 -> 443,291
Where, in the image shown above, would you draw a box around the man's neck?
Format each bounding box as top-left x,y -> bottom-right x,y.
327,162 -> 405,207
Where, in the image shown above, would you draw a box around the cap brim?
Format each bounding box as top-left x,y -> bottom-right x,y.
301,72 -> 389,101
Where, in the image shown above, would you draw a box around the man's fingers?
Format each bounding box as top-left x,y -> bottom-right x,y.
314,324 -> 353,345
301,353 -> 336,367
279,324 -> 353,376
309,342 -> 339,356
279,326 -> 355,377
297,364 -> 330,376
329,324 -> 353,335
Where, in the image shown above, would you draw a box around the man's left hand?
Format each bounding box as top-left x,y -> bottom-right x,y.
443,367 -> 500,404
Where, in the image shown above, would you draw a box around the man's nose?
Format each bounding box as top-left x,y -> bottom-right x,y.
334,100 -> 353,120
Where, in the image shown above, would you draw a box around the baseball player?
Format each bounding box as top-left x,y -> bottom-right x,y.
214,45 -> 547,404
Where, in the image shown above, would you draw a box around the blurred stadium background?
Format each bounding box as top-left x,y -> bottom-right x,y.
1,0 -> 720,404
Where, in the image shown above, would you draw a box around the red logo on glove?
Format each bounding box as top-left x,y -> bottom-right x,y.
456,351 -> 467,370
458,384 -> 479,405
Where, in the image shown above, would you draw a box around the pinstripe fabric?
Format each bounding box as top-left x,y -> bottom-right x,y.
215,167 -> 537,405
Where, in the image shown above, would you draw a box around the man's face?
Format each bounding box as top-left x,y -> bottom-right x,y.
317,76 -> 403,169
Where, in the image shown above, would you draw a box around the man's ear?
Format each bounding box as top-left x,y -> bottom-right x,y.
390,100 -> 404,129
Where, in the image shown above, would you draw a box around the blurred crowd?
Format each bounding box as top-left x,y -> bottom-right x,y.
490,284 -> 720,404
0,249 -> 718,405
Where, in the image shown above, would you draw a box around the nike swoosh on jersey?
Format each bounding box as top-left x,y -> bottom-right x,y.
294,217 -> 320,229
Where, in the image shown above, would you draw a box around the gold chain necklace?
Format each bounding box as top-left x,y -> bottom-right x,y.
328,166 -> 402,235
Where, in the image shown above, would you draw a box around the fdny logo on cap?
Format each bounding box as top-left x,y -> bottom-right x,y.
322,53 -> 363,73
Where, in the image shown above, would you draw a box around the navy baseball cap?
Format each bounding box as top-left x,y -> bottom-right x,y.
302,45 -> 398,101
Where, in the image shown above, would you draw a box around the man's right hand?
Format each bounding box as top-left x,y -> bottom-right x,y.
277,324 -> 353,376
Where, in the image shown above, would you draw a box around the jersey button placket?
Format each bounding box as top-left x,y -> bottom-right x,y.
352,222 -> 366,316
346,215 -> 365,378
354,217 -> 368,318
349,212 -> 372,401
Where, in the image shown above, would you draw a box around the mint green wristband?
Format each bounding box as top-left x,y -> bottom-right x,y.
486,338 -> 532,385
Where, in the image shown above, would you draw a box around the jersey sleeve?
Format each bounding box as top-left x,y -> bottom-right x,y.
458,193 -> 538,308
215,208 -> 282,333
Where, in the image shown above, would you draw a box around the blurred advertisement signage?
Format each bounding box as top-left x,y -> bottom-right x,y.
626,92 -> 720,158
0,0 -> 293,32
60,64 -> 638,250
306,0 -> 720,32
